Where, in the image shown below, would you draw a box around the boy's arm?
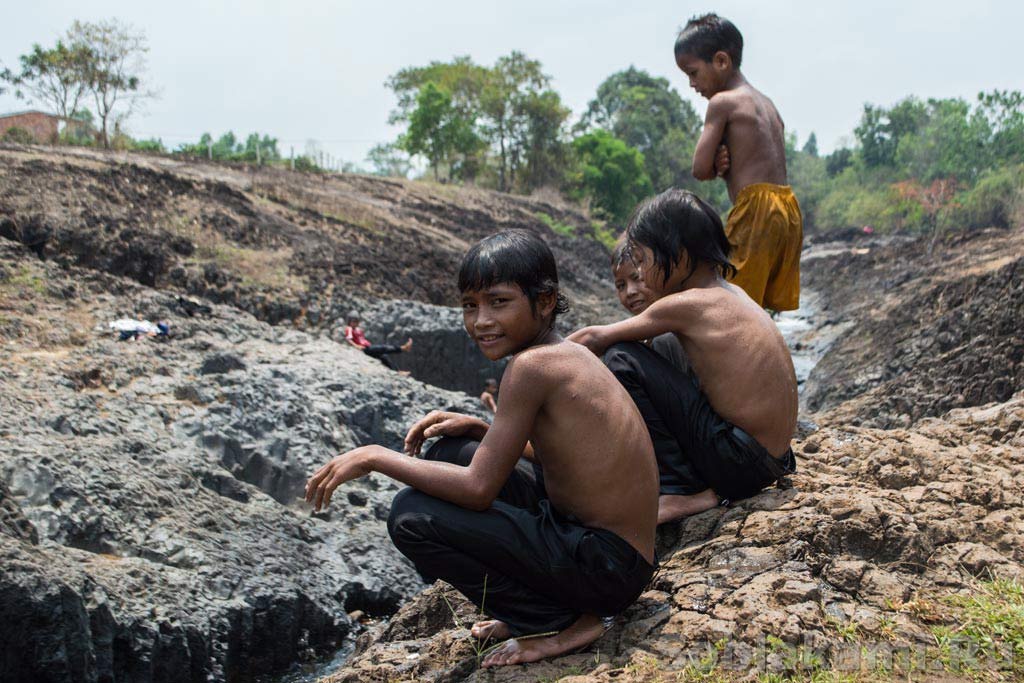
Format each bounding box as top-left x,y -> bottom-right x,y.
568,294 -> 690,356
306,355 -> 547,512
693,95 -> 731,181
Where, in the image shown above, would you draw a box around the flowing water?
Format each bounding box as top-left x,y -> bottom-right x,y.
775,288 -> 831,391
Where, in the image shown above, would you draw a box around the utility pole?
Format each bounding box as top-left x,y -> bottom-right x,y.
256,143 -> 261,165
290,146 -> 295,171
207,140 -> 212,160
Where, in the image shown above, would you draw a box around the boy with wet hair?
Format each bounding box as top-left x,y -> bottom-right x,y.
676,12 -> 803,311
569,189 -> 797,523
307,229 -> 658,667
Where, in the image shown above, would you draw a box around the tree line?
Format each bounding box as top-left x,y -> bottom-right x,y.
372,55 -> 726,223
4,23 -> 1021,236
369,53 -> 1023,236
794,90 -> 1024,235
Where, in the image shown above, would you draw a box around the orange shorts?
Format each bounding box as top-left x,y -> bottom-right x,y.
725,183 -> 803,311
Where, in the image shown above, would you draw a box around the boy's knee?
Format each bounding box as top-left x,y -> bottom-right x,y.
603,342 -> 646,375
423,435 -> 477,465
387,487 -> 433,545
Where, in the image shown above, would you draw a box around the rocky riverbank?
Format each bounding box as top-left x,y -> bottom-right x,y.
2,144 -> 1023,682
324,227 -> 1024,681
0,144 -> 624,682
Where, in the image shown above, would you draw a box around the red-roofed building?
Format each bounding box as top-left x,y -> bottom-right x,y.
0,110 -> 61,143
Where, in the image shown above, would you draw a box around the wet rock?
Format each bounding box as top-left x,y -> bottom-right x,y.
198,352 -> 246,375
0,247 -> 484,682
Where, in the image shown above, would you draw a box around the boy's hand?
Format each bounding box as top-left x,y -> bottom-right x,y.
567,325 -> 611,356
305,447 -> 375,512
404,411 -> 488,456
714,144 -> 731,177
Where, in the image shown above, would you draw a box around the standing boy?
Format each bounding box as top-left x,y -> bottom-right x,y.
307,230 -> 658,667
676,13 -> 803,311
569,189 -> 797,523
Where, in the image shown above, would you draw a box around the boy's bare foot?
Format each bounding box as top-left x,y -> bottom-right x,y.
657,489 -> 719,524
401,337 -> 413,352
471,619 -> 510,641
482,614 -> 605,667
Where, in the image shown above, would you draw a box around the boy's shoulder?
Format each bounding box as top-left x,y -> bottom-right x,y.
510,340 -> 592,377
708,84 -> 758,112
659,283 -> 757,320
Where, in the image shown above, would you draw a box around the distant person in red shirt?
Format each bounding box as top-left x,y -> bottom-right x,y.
344,311 -> 413,370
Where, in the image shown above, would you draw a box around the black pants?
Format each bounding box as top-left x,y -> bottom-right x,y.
363,344 -> 402,369
603,342 -> 795,501
387,437 -> 655,636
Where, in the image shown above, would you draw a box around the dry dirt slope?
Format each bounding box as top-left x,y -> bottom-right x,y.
0,144 -> 621,329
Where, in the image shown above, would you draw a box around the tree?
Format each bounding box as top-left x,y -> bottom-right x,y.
580,67 -> 702,192
366,143 -> 412,178
63,108 -> 97,145
977,89 -> 1024,165
68,19 -> 155,148
1,41 -> 93,120
895,98 -> 993,182
478,52 -> 551,191
516,89 -> 570,191
569,129 -> 653,222
854,98 -> 928,168
802,132 -> 819,157
400,82 -> 480,179
826,148 -> 853,177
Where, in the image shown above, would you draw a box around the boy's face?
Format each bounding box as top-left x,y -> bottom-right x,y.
630,244 -> 690,295
675,52 -> 729,99
460,283 -> 551,361
612,261 -> 658,315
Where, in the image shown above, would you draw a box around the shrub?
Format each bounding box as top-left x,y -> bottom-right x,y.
940,164 -> 1024,231
2,127 -> 37,144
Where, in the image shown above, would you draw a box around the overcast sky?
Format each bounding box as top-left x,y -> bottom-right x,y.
2,0 -> 1022,166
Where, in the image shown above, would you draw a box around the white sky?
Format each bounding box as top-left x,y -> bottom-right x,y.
2,0 -> 1022,166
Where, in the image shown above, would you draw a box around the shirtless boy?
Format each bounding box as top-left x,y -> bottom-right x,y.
612,237 -> 687,373
676,13 -> 803,311
569,189 -> 797,523
306,230 -> 658,667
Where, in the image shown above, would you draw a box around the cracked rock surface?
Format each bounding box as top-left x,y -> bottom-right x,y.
0,240 -> 483,682
326,228 -> 1024,681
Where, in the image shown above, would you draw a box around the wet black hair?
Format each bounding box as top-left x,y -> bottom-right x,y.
674,13 -> 743,68
458,229 -> 570,324
610,233 -> 631,269
625,188 -> 736,287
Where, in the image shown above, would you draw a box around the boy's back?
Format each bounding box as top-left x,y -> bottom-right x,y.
657,281 -> 796,456
512,340 -> 657,560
